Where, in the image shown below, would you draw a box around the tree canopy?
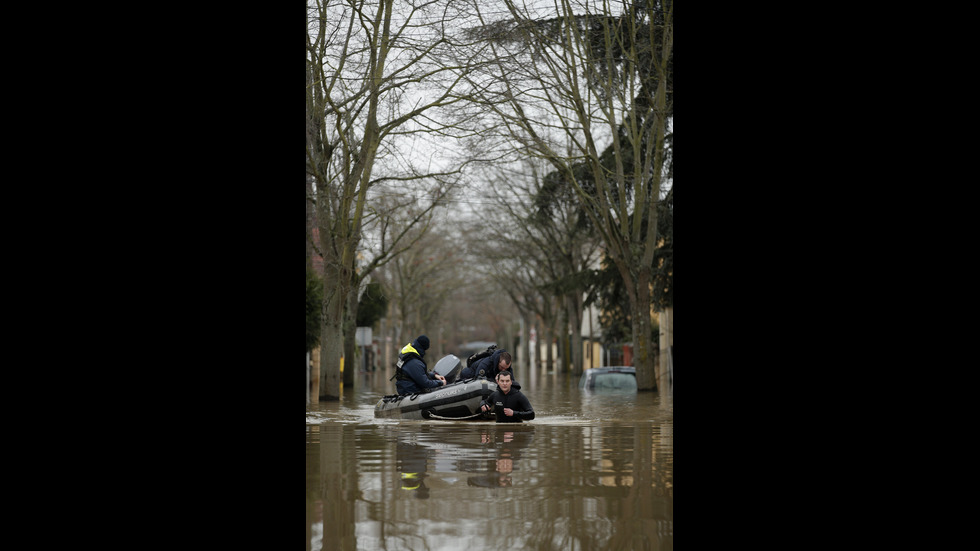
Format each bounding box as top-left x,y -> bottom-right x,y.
356,281 -> 389,328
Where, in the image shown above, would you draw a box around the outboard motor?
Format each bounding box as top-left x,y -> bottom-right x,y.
432,354 -> 463,384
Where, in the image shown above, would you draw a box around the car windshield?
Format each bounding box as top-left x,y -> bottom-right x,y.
591,373 -> 637,390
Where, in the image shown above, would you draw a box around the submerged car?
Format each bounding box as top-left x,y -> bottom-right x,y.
578,366 -> 637,391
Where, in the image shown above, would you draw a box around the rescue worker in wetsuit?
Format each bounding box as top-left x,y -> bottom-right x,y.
394,335 -> 446,395
479,370 -> 534,423
461,349 -> 521,389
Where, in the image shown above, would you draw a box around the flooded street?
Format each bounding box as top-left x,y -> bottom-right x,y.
306,366 -> 673,550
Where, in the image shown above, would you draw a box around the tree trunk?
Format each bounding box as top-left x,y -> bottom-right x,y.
630,266 -> 657,391
319,317 -> 344,400
520,312 -> 531,372
557,303 -> 569,374
319,259 -> 348,400
659,306 -> 673,392
309,346 -> 319,405
545,325 -> 555,373
343,285 -> 358,387
567,292 -> 585,376
306,174 -> 315,272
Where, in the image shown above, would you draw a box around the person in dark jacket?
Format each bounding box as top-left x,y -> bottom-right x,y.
461,349 -> 520,389
479,371 -> 534,423
394,335 -> 446,395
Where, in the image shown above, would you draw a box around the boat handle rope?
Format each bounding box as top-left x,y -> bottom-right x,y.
424,410 -> 489,421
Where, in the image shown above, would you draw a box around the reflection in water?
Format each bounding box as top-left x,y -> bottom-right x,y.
307,369 -> 672,551
397,439 -> 430,499
466,426 -> 533,488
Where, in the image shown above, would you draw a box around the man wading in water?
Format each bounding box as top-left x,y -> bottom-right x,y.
479,370 -> 534,423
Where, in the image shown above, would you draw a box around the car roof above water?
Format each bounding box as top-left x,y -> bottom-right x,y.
585,366 -> 635,373
579,366 -> 637,391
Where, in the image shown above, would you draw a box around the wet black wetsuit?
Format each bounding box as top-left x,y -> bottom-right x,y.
479,387 -> 534,423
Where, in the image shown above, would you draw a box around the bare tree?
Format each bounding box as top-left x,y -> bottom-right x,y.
465,157 -> 601,376
306,0 -> 482,399
463,0 -> 672,390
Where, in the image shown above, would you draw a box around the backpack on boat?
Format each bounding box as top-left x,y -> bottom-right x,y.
466,344 -> 497,370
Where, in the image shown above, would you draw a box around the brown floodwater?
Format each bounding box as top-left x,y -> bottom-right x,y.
306,364 -> 673,550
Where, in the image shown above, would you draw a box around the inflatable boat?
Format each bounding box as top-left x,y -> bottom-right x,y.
374,354 -> 497,420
